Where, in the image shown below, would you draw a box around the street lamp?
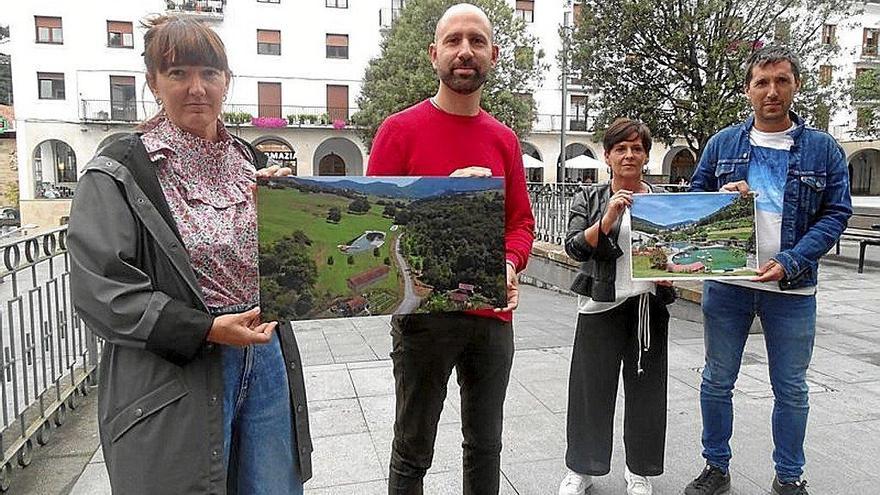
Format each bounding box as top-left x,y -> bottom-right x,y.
559,6 -> 571,185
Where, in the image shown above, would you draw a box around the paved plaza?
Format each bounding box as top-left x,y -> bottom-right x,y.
10,241 -> 880,494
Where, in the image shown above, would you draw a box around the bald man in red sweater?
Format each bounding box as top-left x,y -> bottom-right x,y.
367,4 -> 535,494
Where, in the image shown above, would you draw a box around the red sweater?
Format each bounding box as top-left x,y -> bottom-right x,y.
367,100 -> 535,321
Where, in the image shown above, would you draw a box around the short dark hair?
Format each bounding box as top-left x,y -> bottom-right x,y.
744,45 -> 801,88
603,117 -> 652,154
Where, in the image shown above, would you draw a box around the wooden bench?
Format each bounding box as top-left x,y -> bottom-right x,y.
835,212 -> 880,273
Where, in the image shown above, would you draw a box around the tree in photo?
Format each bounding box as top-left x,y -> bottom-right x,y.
348,196 -> 371,214
327,206 -> 342,223
565,0 -> 855,159
383,204 -> 398,218
259,231 -> 318,321
354,0 -> 548,148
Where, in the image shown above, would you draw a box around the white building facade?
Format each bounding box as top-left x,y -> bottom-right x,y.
1,0 -> 879,228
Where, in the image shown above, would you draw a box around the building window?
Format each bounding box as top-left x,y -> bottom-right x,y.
110,76 -> 137,121
258,81 -> 282,118
257,29 -> 281,55
326,84 -> 349,122
864,28 -> 879,56
821,24 -> 836,45
35,16 -> 63,44
516,1 -> 534,23
326,34 -> 349,59
107,20 -> 134,48
818,65 -> 833,87
570,95 -> 588,131
37,72 -> 65,99
326,0 -> 348,7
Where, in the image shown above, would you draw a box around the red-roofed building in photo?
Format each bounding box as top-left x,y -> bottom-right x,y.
347,265 -> 390,292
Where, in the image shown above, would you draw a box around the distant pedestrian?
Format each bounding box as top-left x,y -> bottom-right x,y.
367,4 -> 535,494
558,118 -> 675,495
67,15 -> 310,494
684,45 -> 852,495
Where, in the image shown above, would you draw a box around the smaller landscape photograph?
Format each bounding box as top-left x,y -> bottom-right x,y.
630,192 -> 758,281
257,176 -> 507,322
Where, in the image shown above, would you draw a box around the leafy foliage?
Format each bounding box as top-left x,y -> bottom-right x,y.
400,192 -> 506,304
348,197 -> 371,214
259,232 -> 318,322
565,0 -> 855,159
354,0 -> 548,148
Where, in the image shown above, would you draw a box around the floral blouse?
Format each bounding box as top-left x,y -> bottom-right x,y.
141,117 -> 259,309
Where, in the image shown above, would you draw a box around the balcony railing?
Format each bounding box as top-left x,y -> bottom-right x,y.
222,104 -> 361,128
80,99 -> 159,123
165,0 -> 225,19
0,226 -> 99,492
532,114 -> 595,133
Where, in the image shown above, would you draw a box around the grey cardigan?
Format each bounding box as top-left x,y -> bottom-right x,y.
68,134 -> 312,494
564,182 -> 675,304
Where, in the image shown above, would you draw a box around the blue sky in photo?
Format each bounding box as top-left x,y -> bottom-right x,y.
297,176 -> 421,187
631,193 -> 739,226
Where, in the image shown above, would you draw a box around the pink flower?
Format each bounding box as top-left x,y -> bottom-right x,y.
251,116 -> 288,128
332,119 -> 347,130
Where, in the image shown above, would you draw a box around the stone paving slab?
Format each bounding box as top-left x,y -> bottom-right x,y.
64,258 -> 880,495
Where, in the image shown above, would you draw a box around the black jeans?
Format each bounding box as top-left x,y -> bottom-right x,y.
564,295 -> 669,477
388,312 -> 514,495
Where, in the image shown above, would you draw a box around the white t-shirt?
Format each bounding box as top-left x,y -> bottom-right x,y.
725,125 -> 815,296
578,213 -> 656,313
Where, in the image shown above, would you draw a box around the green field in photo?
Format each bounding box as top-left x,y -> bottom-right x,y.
258,187 -> 402,305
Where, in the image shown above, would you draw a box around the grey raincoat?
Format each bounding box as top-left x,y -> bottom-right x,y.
68,134 -> 312,494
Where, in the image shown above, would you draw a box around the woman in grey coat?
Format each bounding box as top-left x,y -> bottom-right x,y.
68,15 -> 311,494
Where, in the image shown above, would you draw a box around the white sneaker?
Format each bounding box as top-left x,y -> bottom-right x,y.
624,466 -> 653,495
558,470 -> 593,495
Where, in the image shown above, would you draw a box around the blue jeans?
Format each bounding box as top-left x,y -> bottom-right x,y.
700,282 -> 816,483
223,332 -> 302,494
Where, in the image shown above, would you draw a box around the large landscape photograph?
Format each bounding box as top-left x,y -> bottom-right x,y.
630,192 -> 758,280
257,176 -> 507,321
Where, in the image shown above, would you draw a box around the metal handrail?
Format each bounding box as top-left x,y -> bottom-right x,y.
0,226 -> 98,492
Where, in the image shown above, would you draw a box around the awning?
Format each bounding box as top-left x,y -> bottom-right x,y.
522,154 -> 544,169
564,154 -> 605,170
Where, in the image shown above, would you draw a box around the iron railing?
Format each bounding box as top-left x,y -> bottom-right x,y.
527,182 -> 582,245
0,226 -> 98,492
80,99 -> 159,123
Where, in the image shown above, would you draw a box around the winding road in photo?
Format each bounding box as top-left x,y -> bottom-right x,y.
393,233 -> 421,314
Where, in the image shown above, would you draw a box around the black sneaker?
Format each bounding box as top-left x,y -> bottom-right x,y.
684,465 -> 731,495
772,477 -> 809,495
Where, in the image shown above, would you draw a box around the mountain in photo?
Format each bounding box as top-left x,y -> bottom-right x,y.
294,177 -> 502,199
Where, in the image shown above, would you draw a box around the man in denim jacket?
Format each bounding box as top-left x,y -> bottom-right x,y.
683,46 -> 852,495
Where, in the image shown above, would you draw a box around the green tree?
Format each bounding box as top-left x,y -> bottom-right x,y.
327,206 -> 342,223
566,0 -> 855,159
327,256 -> 335,265
348,197 -> 371,214
0,52 -> 12,106
852,68 -> 880,136
383,204 -> 397,218
354,0 -> 548,148
348,255 -> 355,265
373,247 -> 381,257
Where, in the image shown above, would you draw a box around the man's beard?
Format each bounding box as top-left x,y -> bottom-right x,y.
439,65 -> 488,95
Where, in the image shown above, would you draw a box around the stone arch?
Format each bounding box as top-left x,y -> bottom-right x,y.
313,137 -> 363,176
663,146 -> 696,183
847,148 -> 880,196
558,142 -> 599,183
253,135 -> 299,175
32,139 -> 77,199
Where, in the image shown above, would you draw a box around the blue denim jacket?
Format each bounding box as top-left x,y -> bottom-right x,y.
690,112 -> 852,290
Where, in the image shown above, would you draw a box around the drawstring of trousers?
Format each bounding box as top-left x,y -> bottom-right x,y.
636,292 -> 651,375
